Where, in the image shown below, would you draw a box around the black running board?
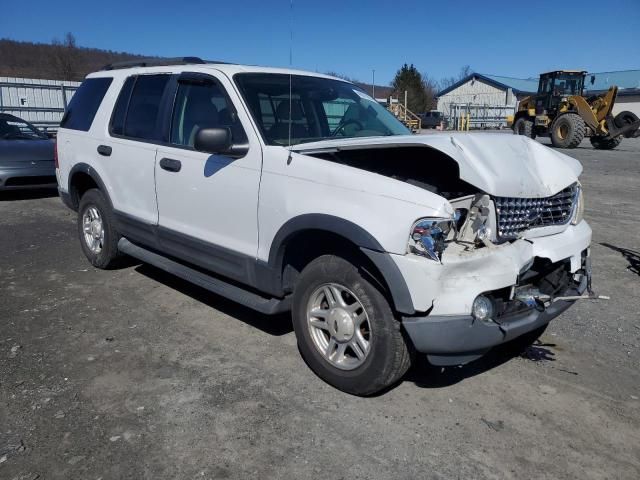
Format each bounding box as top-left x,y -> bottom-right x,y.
118,238 -> 291,315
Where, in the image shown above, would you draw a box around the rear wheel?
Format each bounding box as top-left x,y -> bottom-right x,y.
292,255 -> 412,396
590,135 -> 622,150
77,189 -> 122,269
513,117 -> 536,139
550,113 -> 585,148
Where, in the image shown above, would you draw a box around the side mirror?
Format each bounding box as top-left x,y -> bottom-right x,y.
194,127 -> 232,154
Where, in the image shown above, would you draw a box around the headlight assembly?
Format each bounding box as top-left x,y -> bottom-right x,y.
408,218 -> 454,262
571,184 -> 584,225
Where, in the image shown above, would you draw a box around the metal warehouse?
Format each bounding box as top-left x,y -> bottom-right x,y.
0,77 -> 80,132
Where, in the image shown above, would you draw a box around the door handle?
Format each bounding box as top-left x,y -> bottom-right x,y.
159,158 -> 182,172
97,145 -> 112,156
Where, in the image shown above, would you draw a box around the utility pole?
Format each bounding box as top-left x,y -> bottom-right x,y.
372,69 -> 375,99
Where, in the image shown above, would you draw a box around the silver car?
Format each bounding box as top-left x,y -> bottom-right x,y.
0,113 -> 56,190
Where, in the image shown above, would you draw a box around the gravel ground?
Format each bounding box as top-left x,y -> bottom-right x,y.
1,136 -> 639,479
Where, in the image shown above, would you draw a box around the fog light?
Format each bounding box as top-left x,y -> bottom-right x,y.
472,295 -> 494,321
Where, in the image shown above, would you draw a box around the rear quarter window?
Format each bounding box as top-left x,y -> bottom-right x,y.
60,77 -> 113,131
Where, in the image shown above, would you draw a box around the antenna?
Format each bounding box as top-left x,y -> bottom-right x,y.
287,0 -> 294,158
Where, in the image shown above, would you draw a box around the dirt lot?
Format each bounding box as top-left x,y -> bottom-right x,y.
1,136 -> 639,479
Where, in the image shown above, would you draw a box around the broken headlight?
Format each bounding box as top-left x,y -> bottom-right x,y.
408,218 -> 453,262
571,184 -> 584,225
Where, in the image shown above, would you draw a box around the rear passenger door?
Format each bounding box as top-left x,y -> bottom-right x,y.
103,74 -> 171,242
154,71 -> 262,283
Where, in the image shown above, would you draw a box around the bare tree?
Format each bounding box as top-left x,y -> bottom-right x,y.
438,65 -> 474,92
458,65 -> 472,79
421,73 -> 439,110
51,32 -> 80,80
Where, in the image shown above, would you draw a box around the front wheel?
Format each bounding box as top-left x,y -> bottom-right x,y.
292,255 -> 412,396
503,324 -> 549,356
550,113 -> 585,148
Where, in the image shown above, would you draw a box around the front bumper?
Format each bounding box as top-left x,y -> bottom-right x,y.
394,221 -> 592,365
403,268 -> 588,365
0,164 -> 56,190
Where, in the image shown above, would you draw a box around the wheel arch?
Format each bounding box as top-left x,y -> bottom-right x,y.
67,163 -> 111,211
266,214 -> 416,315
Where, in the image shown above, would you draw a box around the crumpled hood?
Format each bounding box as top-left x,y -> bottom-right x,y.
291,133 -> 582,198
0,139 -> 54,164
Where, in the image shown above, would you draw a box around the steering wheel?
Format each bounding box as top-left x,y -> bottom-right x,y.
331,119 -> 364,137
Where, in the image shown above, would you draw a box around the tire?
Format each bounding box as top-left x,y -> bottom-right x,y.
513,117 -> 536,139
77,188 -> 122,269
614,110 -> 639,129
292,255 -> 412,396
503,324 -> 548,356
550,113 -> 585,148
590,135 -> 622,150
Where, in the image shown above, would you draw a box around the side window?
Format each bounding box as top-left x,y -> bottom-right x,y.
122,75 -> 170,140
60,77 -> 112,131
170,80 -> 246,148
110,76 -> 135,136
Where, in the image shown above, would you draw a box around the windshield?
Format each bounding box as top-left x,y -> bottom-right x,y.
234,73 -> 410,146
552,74 -> 584,96
0,116 -> 46,140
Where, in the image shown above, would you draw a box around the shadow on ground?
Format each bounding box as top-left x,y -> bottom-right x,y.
134,263 -> 293,336
600,242 -> 640,276
0,187 -> 58,201
129,261 -> 563,392
407,340 -> 557,389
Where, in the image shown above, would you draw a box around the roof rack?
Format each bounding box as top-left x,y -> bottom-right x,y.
100,57 -> 211,71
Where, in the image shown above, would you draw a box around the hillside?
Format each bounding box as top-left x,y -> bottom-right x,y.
0,38 -> 146,81
0,38 -> 394,99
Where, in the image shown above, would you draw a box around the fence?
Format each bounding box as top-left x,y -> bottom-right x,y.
0,77 -> 80,132
443,103 -> 516,130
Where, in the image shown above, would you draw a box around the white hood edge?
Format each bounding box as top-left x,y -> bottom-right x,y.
291,133 -> 583,198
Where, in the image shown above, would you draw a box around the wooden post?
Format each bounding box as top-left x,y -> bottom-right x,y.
404,90 -> 408,121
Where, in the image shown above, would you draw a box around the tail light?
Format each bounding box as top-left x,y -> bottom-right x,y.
54,138 -> 59,168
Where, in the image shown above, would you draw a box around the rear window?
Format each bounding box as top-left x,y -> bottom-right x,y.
121,75 -> 170,141
60,77 -> 113,131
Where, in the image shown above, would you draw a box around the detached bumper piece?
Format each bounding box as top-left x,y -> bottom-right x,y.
403,253 -> 590,366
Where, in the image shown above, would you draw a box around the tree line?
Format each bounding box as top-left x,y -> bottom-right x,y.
330,64 -> 472,114
0,34 -> 144,81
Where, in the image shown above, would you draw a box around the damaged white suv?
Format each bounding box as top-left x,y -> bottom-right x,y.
56,58 -> 592,395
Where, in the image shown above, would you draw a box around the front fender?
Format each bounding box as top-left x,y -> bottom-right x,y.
266,214 -> 416,314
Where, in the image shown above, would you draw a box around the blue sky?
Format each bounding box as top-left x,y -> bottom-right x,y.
2,0 -> 638,84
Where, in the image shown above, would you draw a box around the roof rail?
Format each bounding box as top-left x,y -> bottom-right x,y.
100,57 -> 208,71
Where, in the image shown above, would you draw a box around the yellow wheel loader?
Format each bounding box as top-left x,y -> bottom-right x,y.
512,70 -> 640,149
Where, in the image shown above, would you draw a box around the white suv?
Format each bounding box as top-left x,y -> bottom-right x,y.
56,58 -> 592,395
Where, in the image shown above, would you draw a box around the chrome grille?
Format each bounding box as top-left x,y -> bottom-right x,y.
494,184 -> 578,238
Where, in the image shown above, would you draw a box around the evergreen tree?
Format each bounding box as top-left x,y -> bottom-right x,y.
391,64 -> 430,113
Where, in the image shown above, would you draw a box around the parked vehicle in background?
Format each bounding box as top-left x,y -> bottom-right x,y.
56,58 -> 592,395
418,111 -> 443,129
512,70 -> 640,149
0,113 -> 56,190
